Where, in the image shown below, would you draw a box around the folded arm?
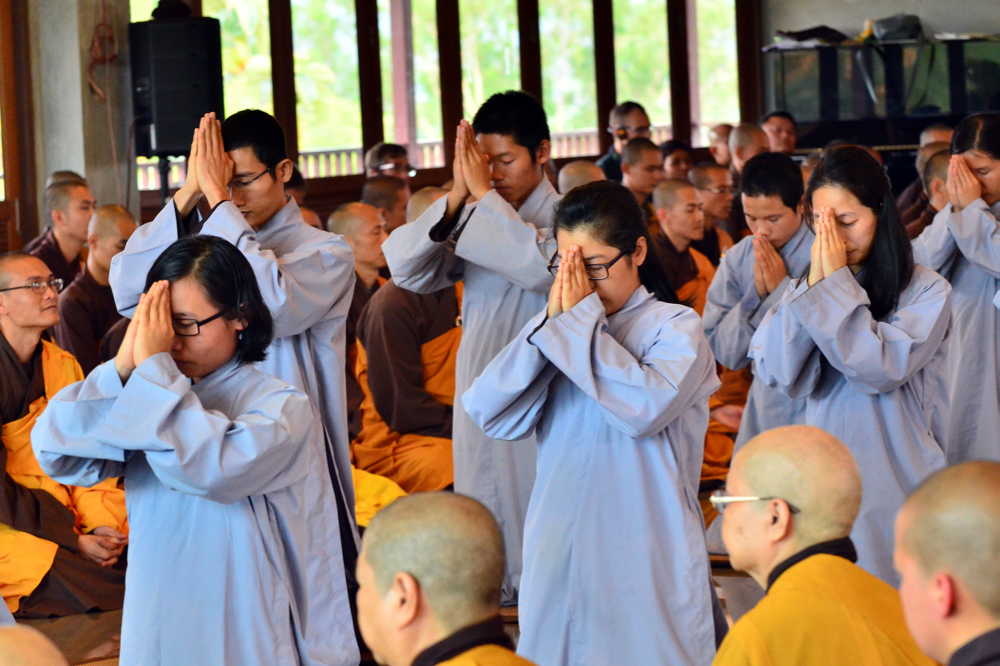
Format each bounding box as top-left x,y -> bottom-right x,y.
749,278 -> 824,399
383,195 -> 465,294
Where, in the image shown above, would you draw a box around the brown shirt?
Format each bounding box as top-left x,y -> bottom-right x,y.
28,229 -> 82,286
651,231 -> 699,294
346,276 -> 382,440
52,266 -> 122,375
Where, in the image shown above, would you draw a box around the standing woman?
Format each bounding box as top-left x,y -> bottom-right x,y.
31,237 -> 356,666
912,112 -> 1000,464
463,181 -> 722,666
750,146 -> 950,587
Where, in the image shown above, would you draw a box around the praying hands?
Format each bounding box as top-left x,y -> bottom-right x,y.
807,207 -> 847,287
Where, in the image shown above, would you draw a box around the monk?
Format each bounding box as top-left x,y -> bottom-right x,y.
26,180 -> 97,286
903,144 -> 951,239
0,252 -> 126,617
621,138 -> 665,234
357,492 -> 537,666
709,123 -> 734,167
760,111 -> 797,156
895,462 -> 1000,666
690,163 -> 736,266
596,101 -> 652,183
897,124 -> 954,214
284,165 -> 323,229
52,205 -> 136,374
725,124 -> 769,239
557,160 -> 605,194
406,187 -> 448,225
712,425 -> 934,666
362,175 -> 411,233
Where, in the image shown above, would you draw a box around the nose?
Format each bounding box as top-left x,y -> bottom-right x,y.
171,336 -> 184,352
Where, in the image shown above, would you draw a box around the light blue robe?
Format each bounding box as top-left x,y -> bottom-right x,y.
463,288 -> 721,666
108,198 -> 359,530
703,223 -> 813,450
750,265 -> 950,586
31,354 -> 358,666
382,179 -> 560,602
0,601 -> 13,626
913,199 -> 1000,463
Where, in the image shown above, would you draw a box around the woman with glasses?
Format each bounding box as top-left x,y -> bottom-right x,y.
33,236 -> 358,665
463,181 -> 723,666
749,146 -> 950,588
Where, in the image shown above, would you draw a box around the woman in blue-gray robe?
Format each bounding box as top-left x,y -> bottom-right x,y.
32,237 -> 357,666
750,146 -> 950,587
463,182 -> 721,666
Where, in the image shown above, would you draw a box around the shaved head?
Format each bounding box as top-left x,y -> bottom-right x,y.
922,148 -> 950,191
362,492 -> 504,632
0,626 -> 68,666
916,141 -> 950,177
622,138 -> 660,167
729,123 -> 768,154
688,163 -> 729,190
735,425 -> 862,546
326,202 -> 382,243
652,178 -> 696,211
558,160 -> 606,194
0,252 -> 43,290
407,187 -> 448,224
88,204 -> 136,240
710,124 -> 733,145
920,123 -> 953,147
899,462 -> 1000,617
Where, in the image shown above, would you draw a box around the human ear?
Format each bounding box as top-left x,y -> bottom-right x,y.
931,572 -> 958,620
391,572 -> 422,629
633,236 -> 647,267
275,159 -> 295,184
796,198 -> 805,217
765,499 -> 794,544
536,140 -> 551,165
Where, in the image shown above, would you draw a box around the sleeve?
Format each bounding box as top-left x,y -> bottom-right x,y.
784,267 -> 951,395
34,355 -> 313,504
382,195 -> 466,294
199,202 -> 356,339
945,199 -> 1000,278
52,295 -> 100,375
748,279 -> 824,400
68,479 -> 127,534
912,205 -> 960,274
461,310 -> 560,441
109,199 -> 186,316
453,190 -> 556,295
359,294 -> 452,438
529,294 -> 721,439
0,444 -> 80,552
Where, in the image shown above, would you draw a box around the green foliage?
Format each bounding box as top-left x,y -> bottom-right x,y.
696,0 -> 739,132
130,0 -> 157,21
203,0 -> 274,116
540,0 -> 597,132
613,0 -> 671,126
459,0 -> 520,120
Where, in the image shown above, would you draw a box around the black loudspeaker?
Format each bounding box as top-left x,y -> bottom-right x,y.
129,18 -> 224,158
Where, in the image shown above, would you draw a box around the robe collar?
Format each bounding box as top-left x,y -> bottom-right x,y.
779,220 -> 811,263
0,331 -> 44,425
411,616 -> 513,666
189,356 -> 243,393
611,285 -> 654,319
514,176 -> 558,229
766,537 -> 857,591
949,627 -> 1000,666
246,196 -> 304,243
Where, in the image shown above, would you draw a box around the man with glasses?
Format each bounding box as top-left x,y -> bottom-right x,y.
0,252 -> 128,617
109,110 -> 362,657
711,425 -> 933,666
596,101 -> 652,183
690,163 -> 736,267
365,142 -> 415,185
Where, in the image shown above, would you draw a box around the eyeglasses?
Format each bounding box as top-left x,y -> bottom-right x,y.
0,278 -> 64,295
609,125 -> 652,137
379,163 -> 417,178
172,308 -> 231,337
698,185 -> 736,195
709,490 -> 801,515
547,249 -> 627,280
228,167 -> 274,192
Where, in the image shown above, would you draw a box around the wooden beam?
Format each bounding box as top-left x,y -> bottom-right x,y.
735,0 -> 763,123
4,0 -> 34,247
390,0 -> 418,154
357,0 -> 386,155
592,0 -> 616,155
436,0 -> 462,167
268,0 -> 299,160
517,0 -> 542,103
666,0 -> 692,145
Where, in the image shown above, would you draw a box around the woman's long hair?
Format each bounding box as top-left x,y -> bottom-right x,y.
804,145 -> 914,321
952,112 -> 1000,160
553,180 -> 679,304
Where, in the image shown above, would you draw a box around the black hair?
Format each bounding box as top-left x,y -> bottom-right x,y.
472,91 -> 550,162
762,110 -> 797,129
659,139 -> 692,159
221,109 -> 288,169
741,152 -> 804,210
805,145 -> 913,322
144,236 -> 273,366
951,113 -> 1000,160
553,181 -> 678,304
609,101 -> 648,127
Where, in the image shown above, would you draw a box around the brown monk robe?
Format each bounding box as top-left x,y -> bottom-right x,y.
351,281 -> 462,493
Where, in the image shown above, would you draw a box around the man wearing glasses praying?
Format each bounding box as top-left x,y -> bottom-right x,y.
710,425 -> 933,666
0,252 -> 128,617
364,142 -> 415,185
596,101 -> 652,183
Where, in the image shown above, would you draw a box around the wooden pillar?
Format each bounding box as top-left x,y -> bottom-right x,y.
592,0 -> 616,155
436,0 -> 462,167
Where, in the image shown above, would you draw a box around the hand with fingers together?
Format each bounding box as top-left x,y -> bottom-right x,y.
133,281 -> 176,368
115,294 -> 145,383
457,120 -> 493,201
547,258 -> 564,318
948,154 -> 982,213
173,125 -> 205,216
808,207 -> 846,287
197,112 -> 235,208
560,246 -> 595,313
753,234 -> 787,298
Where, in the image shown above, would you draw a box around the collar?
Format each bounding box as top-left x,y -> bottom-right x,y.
950,628 -> 1000,666
411,616 -> 513,666
779,220 -> 810,260
243,196 -> 302,241
766,537 -> 857,591
516,176 -> 558,225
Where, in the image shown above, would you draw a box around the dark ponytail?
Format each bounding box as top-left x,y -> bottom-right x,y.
805,145 -> 914,321
553,180 -> 679,304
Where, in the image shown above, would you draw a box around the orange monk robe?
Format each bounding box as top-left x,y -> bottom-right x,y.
1,341 -> 127,613
351,282 -> 462,493
351,467 -> 406,528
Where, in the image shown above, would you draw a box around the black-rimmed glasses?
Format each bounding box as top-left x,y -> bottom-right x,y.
608,125 -> 652,137
379,163 -> 417,178
0,278 -> 64,295
709,490 -> 801,515
228,167 -> 274,192
172,309 -> 231,337
547,249 -> 628,281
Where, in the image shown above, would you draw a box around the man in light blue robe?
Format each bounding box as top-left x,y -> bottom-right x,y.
913,199 -> 1000,463
381,93 -> 559,603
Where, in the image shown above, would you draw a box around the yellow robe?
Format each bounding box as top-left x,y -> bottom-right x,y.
713,554 -> 936,666
1,342 -> 128,612
439,644 -> 539,666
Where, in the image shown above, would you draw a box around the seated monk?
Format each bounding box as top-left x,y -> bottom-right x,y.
362,175 -> 412,234
557,160 -> 605,194
357,492 -> 538,666
712,425 -> 934,666
690,163 -> 737,266
0,252 -> 127,617
904,145 -> 950,240
895,461 -> 1000,666
52,205 -> 137,374
621,138 -> 665,234
26,179 -> 97,286
651,179 -> 751,522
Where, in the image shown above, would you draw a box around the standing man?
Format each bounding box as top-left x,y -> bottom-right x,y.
27,180 -> 97,286
596,101 -> 652,183
382,91 -> 560,605
761,111 -> 798,156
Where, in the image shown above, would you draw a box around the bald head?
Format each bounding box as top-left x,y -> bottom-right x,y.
709,124 -> 734,167
688,163 -> 729,191
407,187 -> 448,224
558,160 -> 606,194
0,626 -> 68,666
0,251 -> 38,290
326,202 -> 382,243
735,425 -> 862,545
920,123 -> 953,147
362,492 -> 504,632
88,204 -> 135,240
916,141 -> 950,177
729,124 -> 769,174
652,178 -> 696,212
622,138 -> 660,167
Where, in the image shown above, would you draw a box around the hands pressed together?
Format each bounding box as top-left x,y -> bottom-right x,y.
547,246 -> 595,318
807,207 -> 848,287
447,120 -> 493,208
79,526 -> 128,568
948,154 -> 982,213
752,235 -> 788,298
115,281 -> 176,383
176,112 -> 235,215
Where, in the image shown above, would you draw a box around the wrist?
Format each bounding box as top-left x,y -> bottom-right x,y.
203,186 -> 230,209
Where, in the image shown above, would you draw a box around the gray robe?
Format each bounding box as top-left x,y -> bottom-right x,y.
702,223 -> 813,449
381,179 -> 560,602
750,265 -> 950,586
